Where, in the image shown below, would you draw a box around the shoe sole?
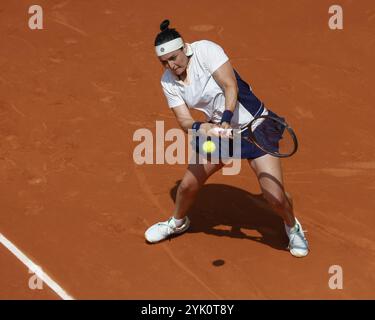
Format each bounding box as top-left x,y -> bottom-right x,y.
289,247 -> 309,258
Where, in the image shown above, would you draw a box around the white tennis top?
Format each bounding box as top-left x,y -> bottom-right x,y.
160,40 -> 267,128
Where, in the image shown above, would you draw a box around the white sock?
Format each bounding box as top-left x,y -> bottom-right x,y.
172,217 -> 186,227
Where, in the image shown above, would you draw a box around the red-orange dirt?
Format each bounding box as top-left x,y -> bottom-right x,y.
1,0 -> 374,299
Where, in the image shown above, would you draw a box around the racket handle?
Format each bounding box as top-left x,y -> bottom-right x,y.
208,127 -> 246,138
207,127 -> 232,138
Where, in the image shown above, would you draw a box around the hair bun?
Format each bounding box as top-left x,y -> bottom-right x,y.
160,19 -> 170,32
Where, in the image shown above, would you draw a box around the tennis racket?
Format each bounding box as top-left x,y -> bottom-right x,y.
233,114 -> 299,158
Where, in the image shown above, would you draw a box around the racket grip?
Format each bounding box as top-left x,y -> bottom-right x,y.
208,127 -> 232,138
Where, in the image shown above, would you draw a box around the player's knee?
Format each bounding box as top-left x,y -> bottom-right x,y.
178,179 -> 200,195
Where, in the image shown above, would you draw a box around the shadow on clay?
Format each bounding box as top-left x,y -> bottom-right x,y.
169,180 -> 289,252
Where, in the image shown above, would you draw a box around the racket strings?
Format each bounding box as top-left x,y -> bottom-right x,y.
226,115 -> 298,157
250,117 -> 295,156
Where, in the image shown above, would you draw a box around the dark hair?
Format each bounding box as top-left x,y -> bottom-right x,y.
154,19 -> 182,46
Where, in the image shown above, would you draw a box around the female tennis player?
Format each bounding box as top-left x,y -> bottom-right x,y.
144,20 -> 309,257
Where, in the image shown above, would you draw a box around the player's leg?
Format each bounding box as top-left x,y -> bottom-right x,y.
145,160 -> 224,243
248,154 -> 295,226
248,154 -> 309,257
173,161 -> 224,219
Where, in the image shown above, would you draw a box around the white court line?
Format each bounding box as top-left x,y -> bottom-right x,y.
0,232 -> 74,300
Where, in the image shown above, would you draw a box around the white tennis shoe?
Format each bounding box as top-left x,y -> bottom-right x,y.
145,217 -> 190,243
285,218 -> 309,257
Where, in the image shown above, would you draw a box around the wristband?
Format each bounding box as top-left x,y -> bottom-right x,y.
220,110 -> 233,124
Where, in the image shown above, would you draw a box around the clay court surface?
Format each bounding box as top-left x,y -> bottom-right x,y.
1,0 -> 374,299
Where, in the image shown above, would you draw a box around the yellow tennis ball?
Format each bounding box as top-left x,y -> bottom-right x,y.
202,140 -> 216,153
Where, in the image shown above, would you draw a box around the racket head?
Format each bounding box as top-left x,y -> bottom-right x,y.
245,115 -> 298,158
